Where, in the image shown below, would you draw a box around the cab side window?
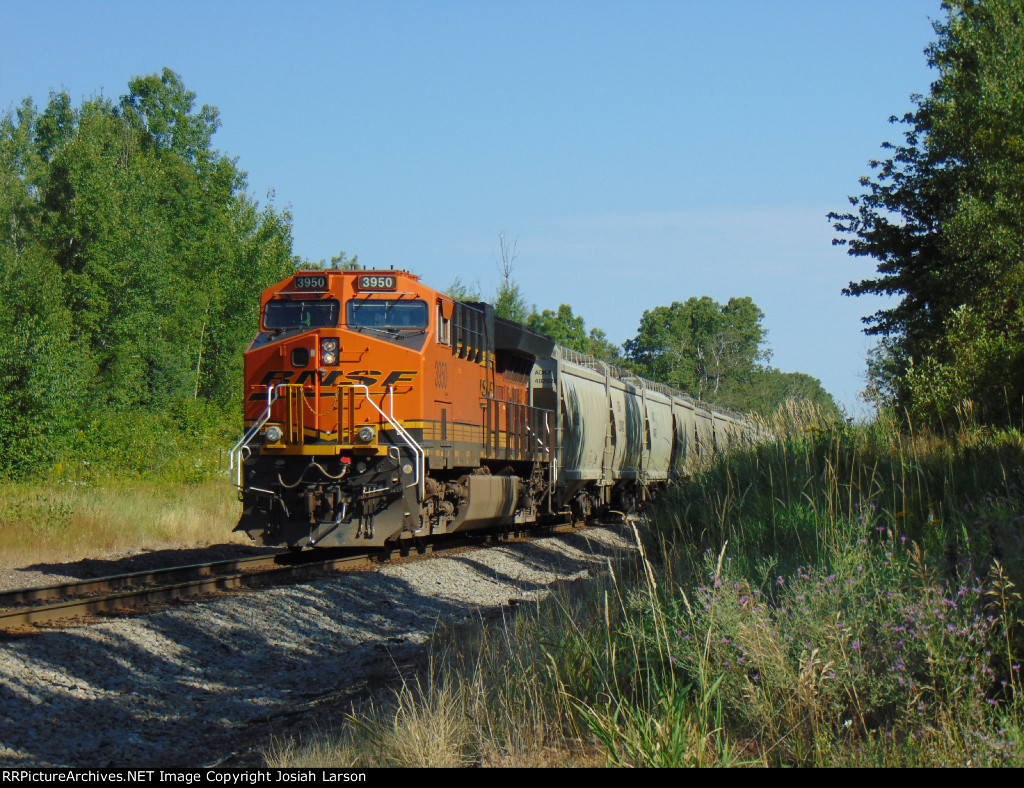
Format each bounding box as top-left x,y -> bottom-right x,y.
436,301 -> 451,345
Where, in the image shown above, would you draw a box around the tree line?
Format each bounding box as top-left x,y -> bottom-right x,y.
465,254 -> 838,417
0,68 -> 296,478
0,68 -> 837,481
528,296 -> 836,417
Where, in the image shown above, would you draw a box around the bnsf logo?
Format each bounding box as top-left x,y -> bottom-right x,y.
249,369 -> 418,400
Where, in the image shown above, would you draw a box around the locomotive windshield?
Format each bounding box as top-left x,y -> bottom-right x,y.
263,299 -> 340,330
346,298 -> 428,330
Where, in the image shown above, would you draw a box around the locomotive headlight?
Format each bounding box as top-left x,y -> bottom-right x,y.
320,337 -> 339,366
358,426 -> 376,443
265,425 -> 284,443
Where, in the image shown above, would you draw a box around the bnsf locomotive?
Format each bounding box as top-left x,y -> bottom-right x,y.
230,269 -> 751,548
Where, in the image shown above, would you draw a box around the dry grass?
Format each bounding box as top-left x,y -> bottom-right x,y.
0,479 -> 244,566
265,551 -> 737,769
264,401 -> 1024,768
264,729 -> 359,769
264,581 -> 631,768
354,681 -> 472,768
266,680 -> 473,768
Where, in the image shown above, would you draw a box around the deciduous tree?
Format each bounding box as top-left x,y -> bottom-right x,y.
830,0 -> 1024,423
492,232 -> 531,322
625,296 -> 769,400
0,69 -> 298,476
527,304 -> 622,362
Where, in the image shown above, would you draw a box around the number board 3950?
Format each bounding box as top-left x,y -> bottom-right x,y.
357,275 -> 397,291
292,275 -> 329,291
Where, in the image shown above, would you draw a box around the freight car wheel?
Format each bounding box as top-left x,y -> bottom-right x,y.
570,491 -> 594,526
619,490 -> 639,516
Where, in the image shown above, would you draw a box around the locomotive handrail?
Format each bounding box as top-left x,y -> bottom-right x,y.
352,384 -> 425,501
229,383 -> 285,489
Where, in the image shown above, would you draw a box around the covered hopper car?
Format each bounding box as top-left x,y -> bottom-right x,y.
230,269 -> 751,548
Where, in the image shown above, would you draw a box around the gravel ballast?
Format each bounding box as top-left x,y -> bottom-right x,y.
0,525 -> 635,767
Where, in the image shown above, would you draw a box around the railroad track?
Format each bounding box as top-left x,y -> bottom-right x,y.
0,521 -> 596,633
0,549 -> 378,633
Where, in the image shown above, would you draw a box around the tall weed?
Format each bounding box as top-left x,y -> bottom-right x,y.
269,404 -> 1024,767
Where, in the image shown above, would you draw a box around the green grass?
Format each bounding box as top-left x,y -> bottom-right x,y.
0,479 -> 244,565
0,406 -> 248,565
643,405 -> 1024,765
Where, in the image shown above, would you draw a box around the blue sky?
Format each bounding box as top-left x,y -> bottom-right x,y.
1,1 -> 944,413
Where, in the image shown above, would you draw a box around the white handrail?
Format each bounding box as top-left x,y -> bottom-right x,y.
354,384 -> 425,501
390,386 -> 426,501
545,411 -> 557,487
229,383 -> 284,489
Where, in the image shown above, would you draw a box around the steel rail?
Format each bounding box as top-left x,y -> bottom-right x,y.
0,517 -> 615,632
0,552 -> 374,632
0,552 -> 294,609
